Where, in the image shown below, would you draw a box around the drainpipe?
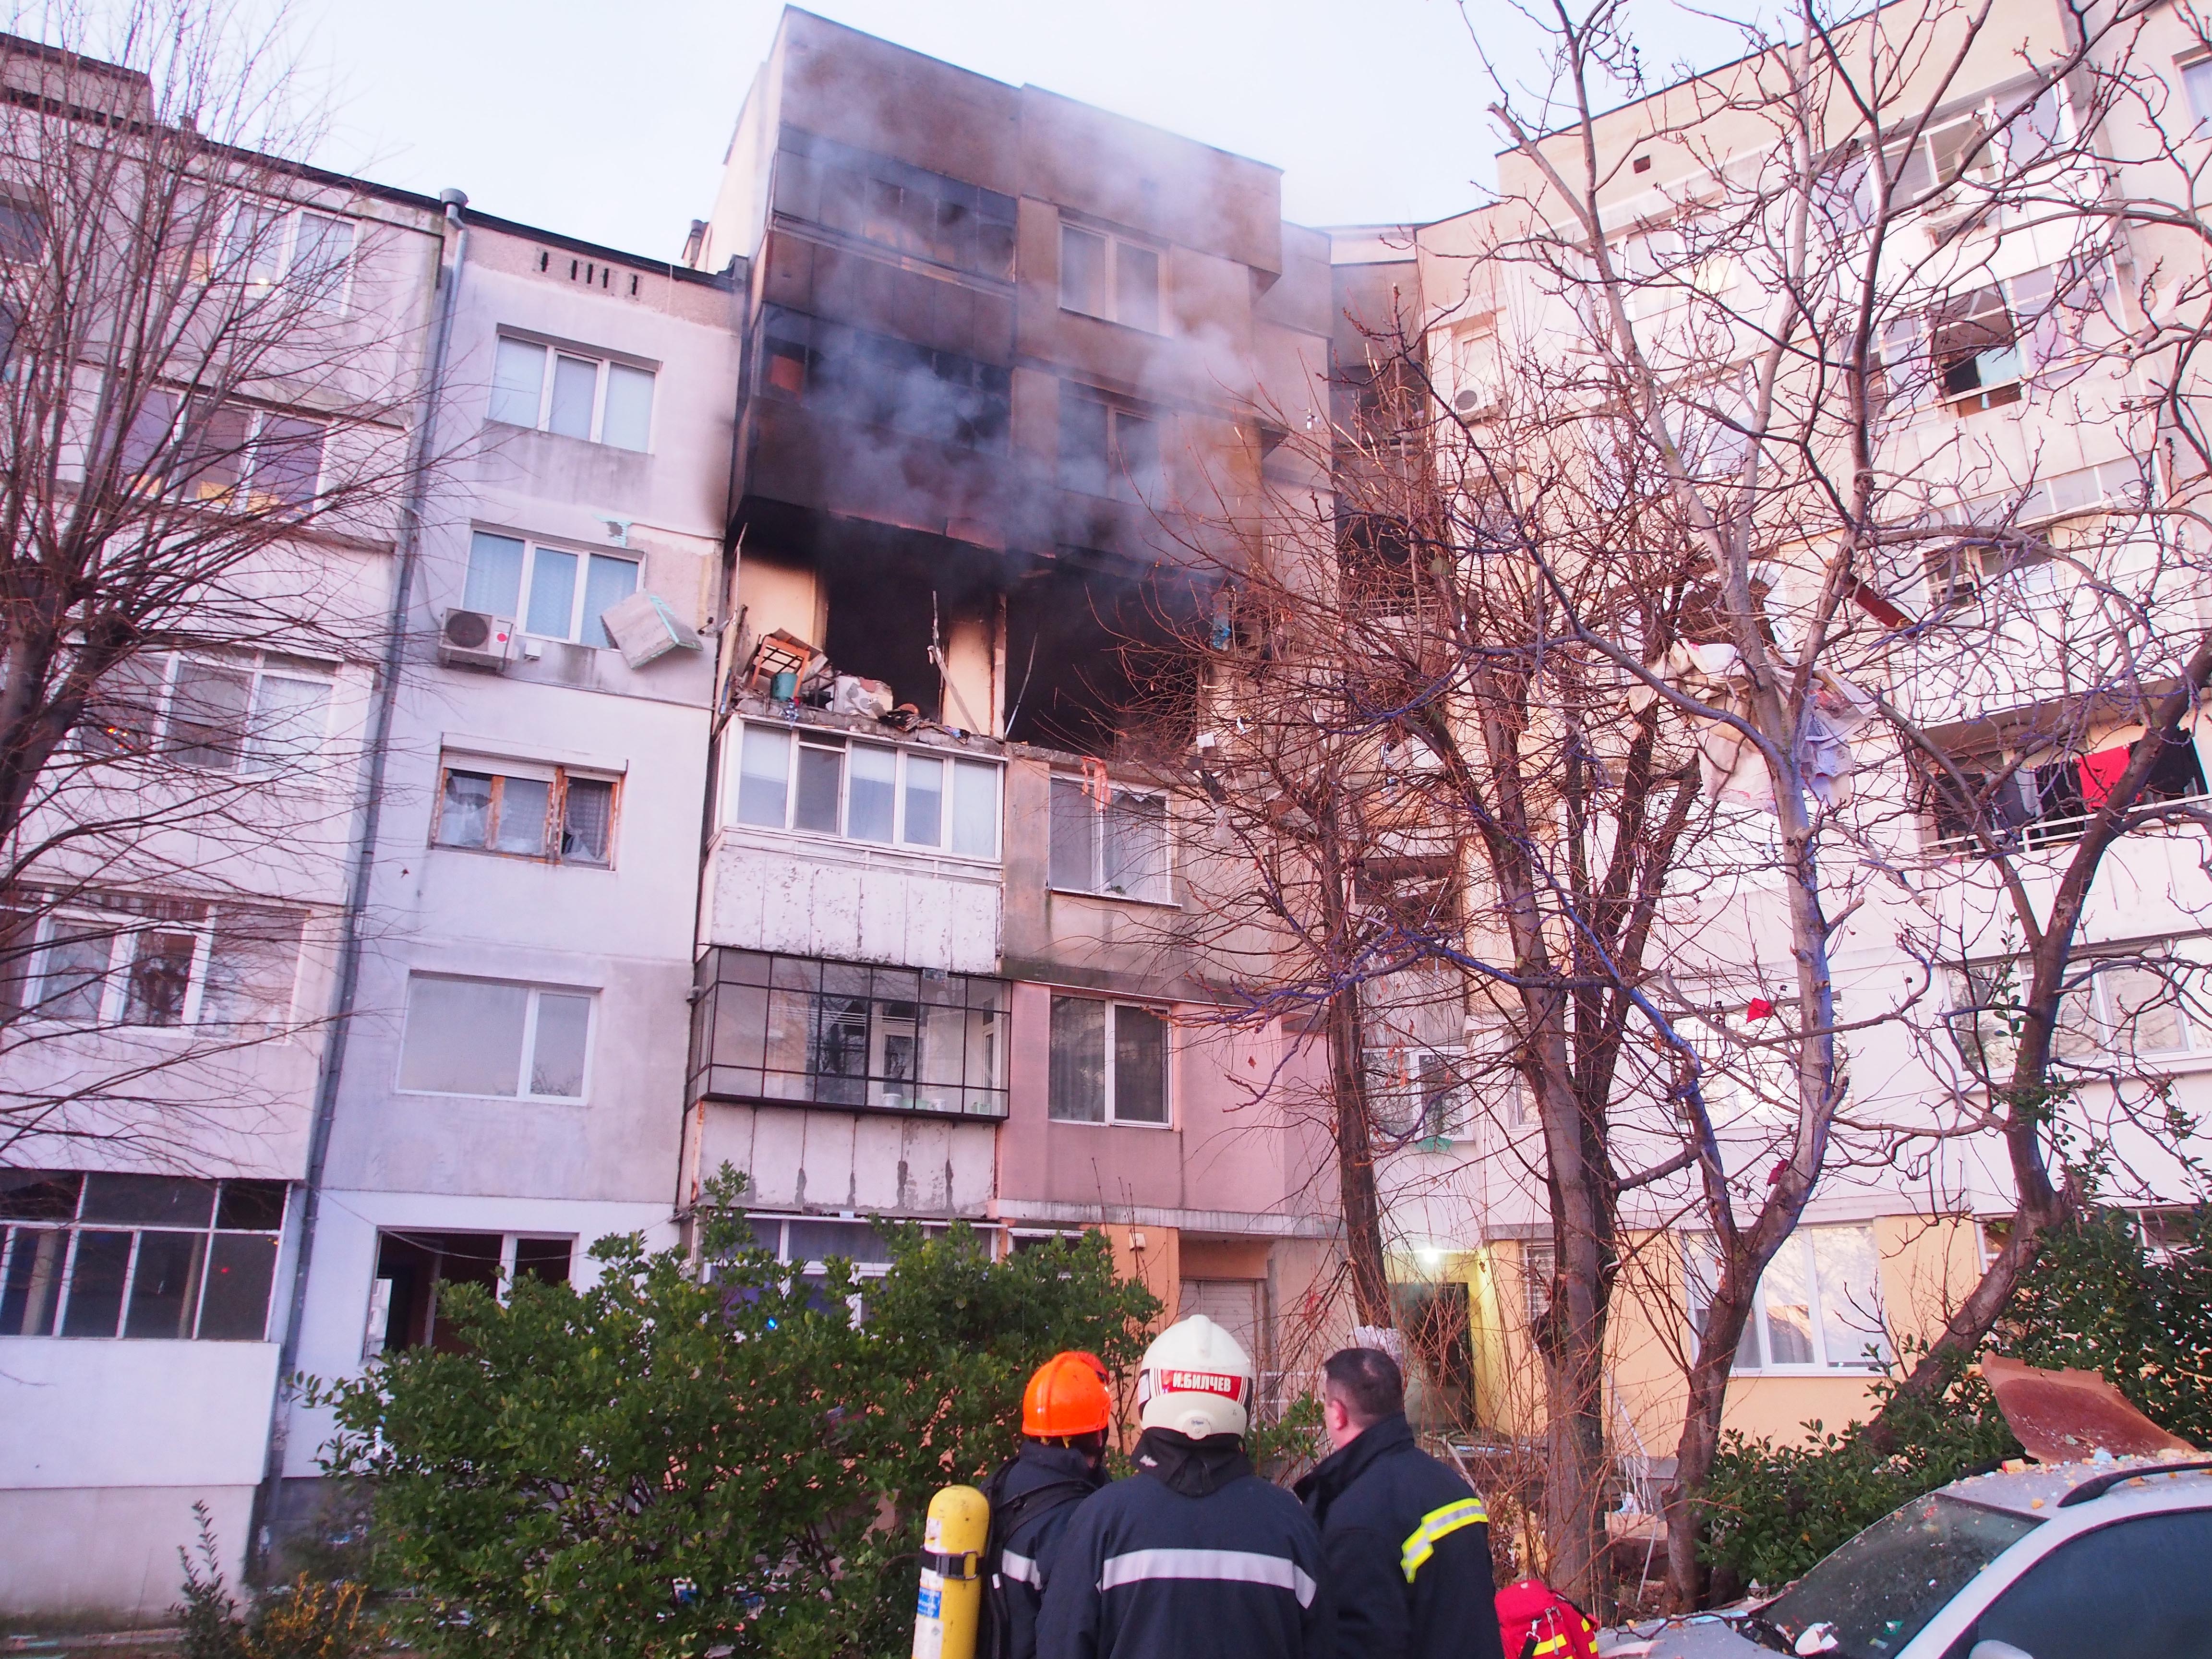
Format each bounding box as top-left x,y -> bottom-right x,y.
246,186 -> 470,1581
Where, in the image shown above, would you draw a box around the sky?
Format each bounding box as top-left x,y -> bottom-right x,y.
276,0 -> 1756,261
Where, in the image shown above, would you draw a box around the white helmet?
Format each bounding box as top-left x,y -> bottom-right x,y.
1136,1314 -> 1256,1440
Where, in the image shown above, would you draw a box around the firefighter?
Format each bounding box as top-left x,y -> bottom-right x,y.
1293,1345 -> 1505,1659
1037,1314 -> 1331,1659
981,1350 -> 1115,1659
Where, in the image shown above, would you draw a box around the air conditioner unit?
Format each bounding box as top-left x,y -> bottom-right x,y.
438,608 -> 516,671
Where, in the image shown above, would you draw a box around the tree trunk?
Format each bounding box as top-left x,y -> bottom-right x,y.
1327,985 -> 1394,1329
1538,1230 -> 1611,1611
1661,1272 -> 1758,1611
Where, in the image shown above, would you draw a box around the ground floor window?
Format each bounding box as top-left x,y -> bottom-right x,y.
1685,1223 -> 1888,1372
0,1170 -> 287,1340
366,1228 -> 572,1356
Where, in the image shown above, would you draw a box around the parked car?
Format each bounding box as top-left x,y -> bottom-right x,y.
1624,1457 -> 2212,1659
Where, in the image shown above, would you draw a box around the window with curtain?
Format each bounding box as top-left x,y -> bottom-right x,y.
433,755 -> 618,867
1047,995 -> 1169,1125
462,529 -> 639,646
1048,776 -> 1169,901
487,334 -> 655,451
1685,1225 -> 1888,1371
727,723 -> 999,857
397,974 -> 594,1100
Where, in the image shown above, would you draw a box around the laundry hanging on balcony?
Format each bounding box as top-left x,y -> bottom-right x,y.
1625,642 -> 1873,807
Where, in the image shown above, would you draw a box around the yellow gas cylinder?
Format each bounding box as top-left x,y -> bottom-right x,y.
913,1483 -> 991,1659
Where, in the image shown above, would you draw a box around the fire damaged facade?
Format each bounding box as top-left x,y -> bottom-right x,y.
681,9 -> 1340,1373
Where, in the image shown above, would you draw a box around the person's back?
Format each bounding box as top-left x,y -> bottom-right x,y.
1294,1347 -> 1504,1659
986,1440 -> 1104,1659
985,1352 -> 1113,1659
1036,1315 -> 1331,1659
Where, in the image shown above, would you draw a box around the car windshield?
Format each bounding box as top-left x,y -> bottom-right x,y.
1755,1493 -> 2041,1659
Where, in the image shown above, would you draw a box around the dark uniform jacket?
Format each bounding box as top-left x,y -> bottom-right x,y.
1038,1428 -> 1333,1659
1293,1414 -> 1505,1659
985,1442 -> 1107,1659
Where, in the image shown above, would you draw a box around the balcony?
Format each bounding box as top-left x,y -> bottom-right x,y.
688,947 -> 1009,1120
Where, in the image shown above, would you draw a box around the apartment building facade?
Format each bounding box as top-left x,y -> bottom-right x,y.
1388,0 -> 2212,1462
679,10 -> 1342,1371
0,55 -> 456,1617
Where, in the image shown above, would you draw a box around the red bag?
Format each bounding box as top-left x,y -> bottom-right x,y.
1494,1576 -> 1599,1659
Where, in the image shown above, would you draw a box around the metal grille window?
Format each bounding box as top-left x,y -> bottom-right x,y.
1047,995 -> 1169,1126
0,1170 -> 287,1340
689,949 -> 1008,1118
434,755 -> 617,866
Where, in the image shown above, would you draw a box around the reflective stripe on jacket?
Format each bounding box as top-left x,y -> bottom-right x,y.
1294,1414 -> 1506,1659
1037,1430 -> 1333,1659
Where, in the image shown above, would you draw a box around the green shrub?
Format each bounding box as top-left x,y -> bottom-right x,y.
315,1169 -> 1160,1659
1701,1207 -> 2212,1593
175,1504 -> 379,1659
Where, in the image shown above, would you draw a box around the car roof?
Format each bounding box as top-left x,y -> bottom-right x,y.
1937,1454 -> 2212,1517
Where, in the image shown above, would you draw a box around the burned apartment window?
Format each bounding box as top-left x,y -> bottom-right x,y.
1925,732 -> 2208,850
1058,393 -> 1162,503
1930,285 -> 2023,412
1049,775 -> 1170,902
488,334 -> 655,451
0,1170 -> 288,1341
0,899 -> 304,1031
463,529 -> 639,646
81,649 -> 332,773
434,755 -> 616,867
366,1228 -> 572,1357
728,723 -> 999,858
688,948 -> 1008,1119
770,129 -> 1017,282
758,308 -> 1010,452
1047,996 -> 1169,1126
397,974 -> 593,1101
1059,225 -> 1162,333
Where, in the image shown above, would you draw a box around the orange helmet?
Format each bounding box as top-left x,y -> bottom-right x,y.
1022,1350 -> 1114,1437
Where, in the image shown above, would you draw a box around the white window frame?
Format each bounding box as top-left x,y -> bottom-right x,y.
1048,775 -> 1172,902
487,332 -> 656,451
1686,1224 -> 1890,1374
221,202 -> 357,312
80,648 -> 336,775
6,901 -> 305,1033
462,530 -> 641,647
725,721 -> 1002,860
1950,956 -> 2204,1076
394,974 -> 598,1103
1058,223 -> 1164,332
432,754 -> 620,867
1046,994 -> 1174,1128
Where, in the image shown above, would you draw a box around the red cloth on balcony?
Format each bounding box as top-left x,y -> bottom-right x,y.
2077,745 -> 2131,808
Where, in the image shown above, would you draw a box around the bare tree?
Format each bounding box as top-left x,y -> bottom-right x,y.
1149,0 -> 2212,1614
0,4 -> 435,1158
